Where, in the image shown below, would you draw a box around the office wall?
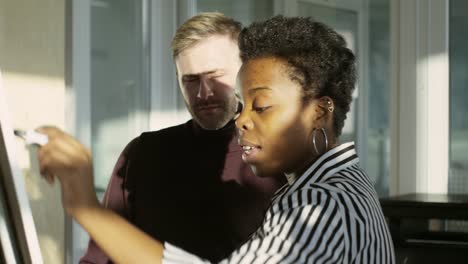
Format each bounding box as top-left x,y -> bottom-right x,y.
0,0 -> 65,263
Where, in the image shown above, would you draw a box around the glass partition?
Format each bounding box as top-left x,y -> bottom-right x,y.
197,0 -> 274,24
90,0 -> 150,192
448,0 -> 468,195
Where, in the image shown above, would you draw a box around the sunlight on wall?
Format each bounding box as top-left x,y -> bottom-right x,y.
0,0 -> 66,262
4,72 -> 65,130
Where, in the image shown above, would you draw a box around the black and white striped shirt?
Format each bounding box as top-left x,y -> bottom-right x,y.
163,142 -> 395,263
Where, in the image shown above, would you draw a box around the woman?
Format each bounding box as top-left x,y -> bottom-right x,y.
39,16 -> 395,263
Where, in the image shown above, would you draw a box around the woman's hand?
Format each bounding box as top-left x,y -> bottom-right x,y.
36,127 -> 165,263
36,126 -> 99,217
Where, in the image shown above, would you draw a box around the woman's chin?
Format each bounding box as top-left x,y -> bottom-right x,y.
250,164 -> 281,178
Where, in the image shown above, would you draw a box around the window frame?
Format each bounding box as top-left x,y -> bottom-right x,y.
389,0 -> 449,195
66,0 -> 91,263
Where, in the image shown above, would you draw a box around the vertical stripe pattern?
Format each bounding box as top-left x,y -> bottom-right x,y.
162,142 -> 395,263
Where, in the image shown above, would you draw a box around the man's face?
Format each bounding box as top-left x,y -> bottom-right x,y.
175,34 -> 241,130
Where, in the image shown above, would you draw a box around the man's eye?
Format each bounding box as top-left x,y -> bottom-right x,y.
209,74 -> 223,79
253,106 -> 271,113
184,78 -> 199,83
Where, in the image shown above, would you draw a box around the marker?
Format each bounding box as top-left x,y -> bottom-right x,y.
13,129 -> 49,146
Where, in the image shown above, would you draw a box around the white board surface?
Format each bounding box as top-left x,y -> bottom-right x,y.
0,69 -> 44,264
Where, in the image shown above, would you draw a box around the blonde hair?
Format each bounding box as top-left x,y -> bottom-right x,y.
171,12 -> 242,58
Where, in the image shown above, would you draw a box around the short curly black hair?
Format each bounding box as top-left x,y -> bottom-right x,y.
238,15 -> 356,136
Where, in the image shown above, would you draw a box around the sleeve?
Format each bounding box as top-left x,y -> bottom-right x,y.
162,190 -> 346,264
79,137 -> 140,264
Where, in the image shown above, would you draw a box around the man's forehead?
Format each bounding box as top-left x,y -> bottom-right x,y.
176,55 -> 230,76
175,35 -> 240,75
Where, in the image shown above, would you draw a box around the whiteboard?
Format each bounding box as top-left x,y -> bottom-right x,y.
0,69 -> 44,264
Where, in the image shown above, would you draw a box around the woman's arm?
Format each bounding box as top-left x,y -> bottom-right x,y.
80,138 -> 138,264
74,205 -> 164,264
36,127 -> 164,264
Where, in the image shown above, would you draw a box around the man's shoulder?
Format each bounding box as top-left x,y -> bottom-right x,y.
120,121 -> 194,187
140,120 -> 192,141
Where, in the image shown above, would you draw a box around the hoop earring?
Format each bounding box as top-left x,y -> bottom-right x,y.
312,128 -> 329,155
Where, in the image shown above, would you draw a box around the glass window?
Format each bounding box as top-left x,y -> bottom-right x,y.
445,0 -> 468,233
90,0 -> 150,193
73,1 -> 150,262
197,0 -> 274,24
448,0 -> 468,194
367,0 -> 391,196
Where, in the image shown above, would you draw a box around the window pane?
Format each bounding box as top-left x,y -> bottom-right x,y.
90,0 -> 149,192
367,0 -> 390,196
74,1 -> 151,262
448,0 -> 468,194
197,0 -> 273,24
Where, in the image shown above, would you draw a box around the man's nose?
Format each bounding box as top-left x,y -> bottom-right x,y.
197,79 -> 214,99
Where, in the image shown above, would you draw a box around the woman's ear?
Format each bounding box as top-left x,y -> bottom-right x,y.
310,96 -> 334,122
317,96 -> 334,116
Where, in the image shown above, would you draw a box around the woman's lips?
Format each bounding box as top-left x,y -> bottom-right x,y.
240,142 -> 262,163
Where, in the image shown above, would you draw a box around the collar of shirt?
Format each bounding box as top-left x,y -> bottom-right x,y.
283,142 -> 359,197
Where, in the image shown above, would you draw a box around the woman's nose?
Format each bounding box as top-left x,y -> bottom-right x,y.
235,112 -> 254,131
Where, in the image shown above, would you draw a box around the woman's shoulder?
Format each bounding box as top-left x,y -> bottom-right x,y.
311,165 -> 376,198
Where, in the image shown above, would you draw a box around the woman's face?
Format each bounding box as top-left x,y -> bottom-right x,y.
236,57 -> 322,178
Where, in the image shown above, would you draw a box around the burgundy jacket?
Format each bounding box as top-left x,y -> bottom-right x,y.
79,120 -> 283,263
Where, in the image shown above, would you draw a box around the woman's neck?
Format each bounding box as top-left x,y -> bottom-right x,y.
285,141 -> 339,184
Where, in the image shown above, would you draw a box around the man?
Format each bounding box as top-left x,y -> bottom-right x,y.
80,12 -> 282,263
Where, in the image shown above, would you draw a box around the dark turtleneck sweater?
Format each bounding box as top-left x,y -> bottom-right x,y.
79,120 -> 283,263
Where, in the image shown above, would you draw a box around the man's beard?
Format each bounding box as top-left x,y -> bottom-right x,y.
188,98 -> 237,130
